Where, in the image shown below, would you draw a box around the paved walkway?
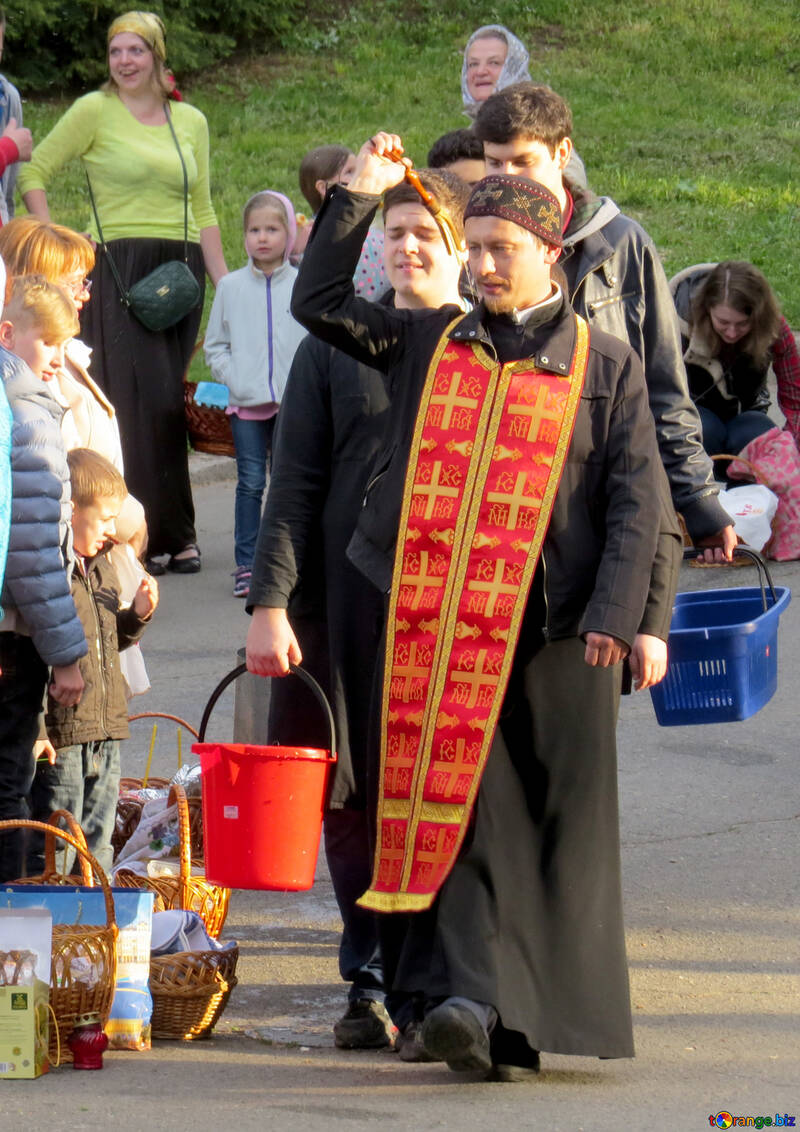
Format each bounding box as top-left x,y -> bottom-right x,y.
6,464 -> 799,1131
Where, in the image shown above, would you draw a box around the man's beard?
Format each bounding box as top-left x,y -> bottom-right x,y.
480,290 -> 515,315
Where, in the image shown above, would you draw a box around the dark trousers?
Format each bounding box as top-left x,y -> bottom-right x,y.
697,406 -> 776,465
0,633 -> 48,882
324,808 -> 384,1002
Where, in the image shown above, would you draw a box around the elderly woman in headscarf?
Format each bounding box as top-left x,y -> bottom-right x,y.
459,24 -> 587,188
19,10 -> 228,575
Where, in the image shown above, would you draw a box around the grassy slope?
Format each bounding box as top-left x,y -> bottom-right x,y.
17,0 -> 800,382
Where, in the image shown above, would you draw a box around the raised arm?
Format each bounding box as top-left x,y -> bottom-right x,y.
291,132 -> 411,372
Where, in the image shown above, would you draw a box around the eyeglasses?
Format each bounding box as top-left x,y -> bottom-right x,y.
64,277 -> 92,297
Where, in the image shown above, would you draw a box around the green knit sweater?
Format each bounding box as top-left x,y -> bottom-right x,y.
19,91 -> 218,242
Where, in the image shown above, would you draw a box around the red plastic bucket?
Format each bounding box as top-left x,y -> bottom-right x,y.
193,665 -> 336,891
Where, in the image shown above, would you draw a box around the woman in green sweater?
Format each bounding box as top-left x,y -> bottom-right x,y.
19,11 -> 228,573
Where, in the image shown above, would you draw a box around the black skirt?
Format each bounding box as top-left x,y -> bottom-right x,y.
80,237 -> 205,557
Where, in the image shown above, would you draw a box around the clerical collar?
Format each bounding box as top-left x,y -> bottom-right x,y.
511,283 -> 562,327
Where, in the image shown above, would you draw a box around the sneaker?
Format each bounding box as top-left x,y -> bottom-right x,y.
396,1020 -> 439,1063
421,1002 -> 492,1072
232,567 -> 251,598
333,999 -> 396,1050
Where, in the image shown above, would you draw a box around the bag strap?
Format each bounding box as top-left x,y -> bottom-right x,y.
164,101 -> 190,263
84,168 -> 130,307
83,100 -> 191,303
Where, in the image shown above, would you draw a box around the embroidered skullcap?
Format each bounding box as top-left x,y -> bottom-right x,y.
108,11 -> 167,61
464,175 -> 562,247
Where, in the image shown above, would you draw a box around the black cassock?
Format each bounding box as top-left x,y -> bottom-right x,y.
379,609 -> 635,1060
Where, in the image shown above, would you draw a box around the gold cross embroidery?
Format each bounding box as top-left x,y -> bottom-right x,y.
486,470 -> 543,530
392,640 -> 430,701
412,461 -> 460,520
385,732 -> 418,791
415,825 -> 453,867
508,384 -> 562,442
430,736 -> 477,797
450,648 -> 501,709
400,550 -> 444,610
430,371 -> 479,430
466,559 -> 519,618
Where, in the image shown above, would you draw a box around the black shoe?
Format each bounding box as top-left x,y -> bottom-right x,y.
486,1056 -> 540,1083
421,1002 -> 491,1072
487,1025 -> 540,1081
395,1020 -> 439,1063
144,557 -> 166,577
167,544 -> 202,574
333,999 -> 395,1049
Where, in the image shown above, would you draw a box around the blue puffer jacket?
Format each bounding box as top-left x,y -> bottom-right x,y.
0,346 -> 87,666
0,380 -> 10,618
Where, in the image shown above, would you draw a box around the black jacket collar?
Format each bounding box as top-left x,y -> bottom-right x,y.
448,291 -> 577,375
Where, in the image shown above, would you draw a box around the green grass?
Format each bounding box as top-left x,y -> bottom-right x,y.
15,0 -> 800,386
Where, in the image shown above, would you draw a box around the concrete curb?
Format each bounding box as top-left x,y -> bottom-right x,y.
188,449 -> 237,485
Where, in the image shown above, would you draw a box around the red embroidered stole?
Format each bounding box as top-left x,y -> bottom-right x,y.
358,312 -> 590,913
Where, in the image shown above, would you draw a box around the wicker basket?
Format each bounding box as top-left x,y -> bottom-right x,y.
114,712 -> 203,859
114,782 -> 230,938
13,809 -> 95,888
149,945 -> 239,1040
0,818 -> 118,1063
184,377 -> 235,458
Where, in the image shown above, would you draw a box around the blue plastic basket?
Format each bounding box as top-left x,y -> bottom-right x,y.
650,550 -> 791,726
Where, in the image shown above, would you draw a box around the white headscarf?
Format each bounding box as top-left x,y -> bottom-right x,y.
461,25 -> 532,120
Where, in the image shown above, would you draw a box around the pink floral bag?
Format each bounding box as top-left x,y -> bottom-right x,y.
728,427 -> 800,560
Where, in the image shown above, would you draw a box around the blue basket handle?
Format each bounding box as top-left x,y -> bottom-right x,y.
197,662 -> 336,757
683,543 -> 777,612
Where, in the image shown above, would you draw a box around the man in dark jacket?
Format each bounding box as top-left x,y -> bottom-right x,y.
246,170 -> 470,1052
289,133 -> 681,1080
473,82 -> 736,559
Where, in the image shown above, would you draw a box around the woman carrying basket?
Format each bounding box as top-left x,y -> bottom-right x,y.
19,10 -> 228,574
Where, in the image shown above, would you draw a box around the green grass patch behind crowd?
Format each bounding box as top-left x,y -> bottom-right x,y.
15,0 -> 800,384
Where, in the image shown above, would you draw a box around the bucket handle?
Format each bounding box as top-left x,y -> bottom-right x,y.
684,543 -> 777,612
197,663 -> 337,757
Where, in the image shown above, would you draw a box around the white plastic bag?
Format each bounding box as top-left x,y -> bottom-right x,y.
718,484 -> 779,551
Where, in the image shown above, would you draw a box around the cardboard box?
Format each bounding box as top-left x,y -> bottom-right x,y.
0,908 -> 53,1078
0,978 -> 50,1078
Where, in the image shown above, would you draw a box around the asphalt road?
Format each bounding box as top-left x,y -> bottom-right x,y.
4,457 -> 798,1131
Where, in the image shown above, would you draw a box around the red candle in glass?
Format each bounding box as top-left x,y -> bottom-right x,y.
67,1013 -> 109,1069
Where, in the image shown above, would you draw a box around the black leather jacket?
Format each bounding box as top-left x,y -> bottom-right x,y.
560,190 -> 730,541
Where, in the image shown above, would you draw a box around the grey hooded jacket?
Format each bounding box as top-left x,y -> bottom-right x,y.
560,190 -> 730,541
0,346 -> 87,666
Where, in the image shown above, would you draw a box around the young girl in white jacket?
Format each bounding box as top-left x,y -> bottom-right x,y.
204,191 -> 306,597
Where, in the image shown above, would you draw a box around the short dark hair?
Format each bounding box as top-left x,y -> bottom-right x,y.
427,129 -> 484,169
383,169 -> 471,243
474,82 -> 573,154
298,144 -> 352,213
